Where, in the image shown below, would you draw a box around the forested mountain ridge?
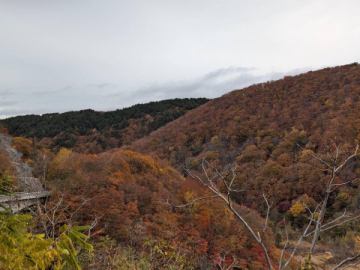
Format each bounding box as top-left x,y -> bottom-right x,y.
132,63 -> 360,155
130,63 -> 360,209
1,98 -> 208,153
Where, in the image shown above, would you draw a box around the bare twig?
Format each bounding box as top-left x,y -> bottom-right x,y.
278,219 -> 289,269
262,193 -> 271,232
332,254 -> 360,270
309,145 -> 359,255
184,143 -> 359,270
187,160 -> 274,270
280,203 -> 320,269
170,195 -> 219,208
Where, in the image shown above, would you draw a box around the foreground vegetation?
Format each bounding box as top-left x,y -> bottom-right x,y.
0,212 -> 92,270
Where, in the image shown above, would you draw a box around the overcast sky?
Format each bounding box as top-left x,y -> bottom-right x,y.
1,0 -> 359,118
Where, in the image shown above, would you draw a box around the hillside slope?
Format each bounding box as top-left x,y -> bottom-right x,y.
2,98 -> 208,153
45,147 -> 275,269
0,134 -> 43,192
131,63 -> 360,208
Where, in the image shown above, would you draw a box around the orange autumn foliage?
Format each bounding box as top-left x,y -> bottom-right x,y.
131,63 -> 360,213
46,148 -> 276,268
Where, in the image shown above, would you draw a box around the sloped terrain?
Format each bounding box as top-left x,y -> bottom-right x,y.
2,98 -> 208,153
45,147 -> 276,269
131,63 -> 360,209
0,134 -> 43,192
3,63 -> 360,268
132,63 -> 360,159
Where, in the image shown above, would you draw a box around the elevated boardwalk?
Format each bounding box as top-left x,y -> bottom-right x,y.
0,191 -> 51,213
0,133 -> 51,213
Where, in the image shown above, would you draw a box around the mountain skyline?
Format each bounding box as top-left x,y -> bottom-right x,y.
1,0 -> 360,117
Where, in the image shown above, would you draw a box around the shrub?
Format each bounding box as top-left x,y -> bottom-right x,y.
12,137 -> 33,159
0,212 -> 93,270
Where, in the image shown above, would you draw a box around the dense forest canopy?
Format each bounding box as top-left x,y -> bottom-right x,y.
2,98 -> 208,152
131,63 -> 360,211
132,64 -> 360,158
41,147 -> 274,269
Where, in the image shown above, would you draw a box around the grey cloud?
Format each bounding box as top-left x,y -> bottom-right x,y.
33,86 -> 73,95
0,67 -> 293,118
0,100 -> 17,107
0,0 -> 359,117
0,89 -> 14,98
88,83 -> 118,89
202,67 -> 255,81
0,89 -> 18,111
126,67 -> 293,103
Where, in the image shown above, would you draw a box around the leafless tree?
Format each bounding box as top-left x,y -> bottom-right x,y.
214,254 -> 239,270
184,160 -> 275,269
307,145 -> 359,256
30,193 -> 97,239
181,144 -> 359,270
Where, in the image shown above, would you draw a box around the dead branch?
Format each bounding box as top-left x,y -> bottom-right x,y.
278,219 -> 289,269
184,143 -> 359,269
309,144 -> 359,255
332,254 -> 360,270
169,195 -> 219,208
186,160 -> 275,270
263,193 -> 271,232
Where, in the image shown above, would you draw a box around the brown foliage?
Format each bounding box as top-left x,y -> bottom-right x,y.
46,148 -> 273,268
0,150 -> 12,175
131,63 -> 360,211
12,137 -> 33,160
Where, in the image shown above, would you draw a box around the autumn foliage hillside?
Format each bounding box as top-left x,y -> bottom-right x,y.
4,63 -> 360,268
45,148 -> 278,269
131,63 -> 360,211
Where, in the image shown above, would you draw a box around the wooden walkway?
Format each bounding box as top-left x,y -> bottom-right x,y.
0,191 -> 51,213
0,133 -> 51,213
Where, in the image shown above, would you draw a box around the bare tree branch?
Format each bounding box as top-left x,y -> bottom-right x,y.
169,195 -> 219,208
262,193 -> 271,232
184,143 -> 359,269
187,160 -> 275,270
280,203 -> 320,269
334,145 -> 359,173
278,219 -> 289,269
332,254 -> 360,270
309,145 -> 359,255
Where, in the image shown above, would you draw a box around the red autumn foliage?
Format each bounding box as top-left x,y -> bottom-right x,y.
46,148 -> 276,268
131,63 -> 360,212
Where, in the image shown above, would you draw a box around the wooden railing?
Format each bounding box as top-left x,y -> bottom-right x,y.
0,191 -> 51,203
0,191 -> 51,213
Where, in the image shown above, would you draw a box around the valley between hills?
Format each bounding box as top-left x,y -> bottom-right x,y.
1,63 -> 360,269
